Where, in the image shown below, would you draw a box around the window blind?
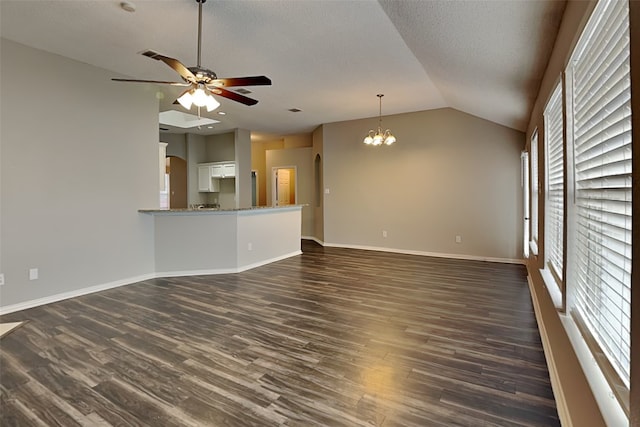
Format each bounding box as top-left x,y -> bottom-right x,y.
570,0 -> 631,387
531,130 -> 539,249
545,82 -> 564,282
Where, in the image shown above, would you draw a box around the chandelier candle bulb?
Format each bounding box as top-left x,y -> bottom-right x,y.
363,94 -> 396,146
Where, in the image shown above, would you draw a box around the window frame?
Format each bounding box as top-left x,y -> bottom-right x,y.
543,79 -> 566,299
564,0 -> 632,415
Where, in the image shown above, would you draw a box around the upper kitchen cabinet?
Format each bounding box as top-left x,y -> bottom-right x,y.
211,162 -> 236,178
198,164 -> 220,192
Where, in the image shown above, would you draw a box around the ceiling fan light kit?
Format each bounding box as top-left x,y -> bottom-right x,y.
363,94 -> 396,146
112,0 -> 271,112
177,84 -> 220,112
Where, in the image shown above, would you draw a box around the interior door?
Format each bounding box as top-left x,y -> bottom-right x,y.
168,156 -> 187,209
272,167 -> 296,206
277,169 -> 290,206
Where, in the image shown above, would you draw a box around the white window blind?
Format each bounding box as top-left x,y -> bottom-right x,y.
530,130 -> 539,250
570,0 -> 631,387
544,82 -> 564,282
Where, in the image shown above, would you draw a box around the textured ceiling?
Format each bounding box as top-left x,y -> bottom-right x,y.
0,0 -> 566,137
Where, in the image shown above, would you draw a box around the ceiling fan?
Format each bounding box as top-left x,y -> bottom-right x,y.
112,0 -> 271,111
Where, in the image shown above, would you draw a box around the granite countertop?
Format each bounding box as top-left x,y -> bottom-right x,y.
138,205 -> 304,214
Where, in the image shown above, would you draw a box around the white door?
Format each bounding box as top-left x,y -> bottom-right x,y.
272,167 -> 296,206
277,169 -> 290,206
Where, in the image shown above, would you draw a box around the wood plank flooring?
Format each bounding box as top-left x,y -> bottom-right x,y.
0,241 -> 559,426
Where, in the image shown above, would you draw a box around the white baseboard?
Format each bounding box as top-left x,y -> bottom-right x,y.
322,242 -> 525,264
302,236 -> 325,246
0,273 -> 156,315
1,251 -> 304,316
0,242 -> 520,316
157,250 -> 302,277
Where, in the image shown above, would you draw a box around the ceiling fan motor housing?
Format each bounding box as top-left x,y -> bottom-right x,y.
188,67 -> 218,85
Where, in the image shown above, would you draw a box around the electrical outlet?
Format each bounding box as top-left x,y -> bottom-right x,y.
382,230 -> 388,238
455,235 -> 462,243
324,188 -> 330,194
0,273 -> 4,286
29,268 -> 38,280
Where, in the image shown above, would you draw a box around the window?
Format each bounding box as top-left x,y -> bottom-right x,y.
544,81 -> 564,287
567,0 -> 631,402
530,130 -> 539,253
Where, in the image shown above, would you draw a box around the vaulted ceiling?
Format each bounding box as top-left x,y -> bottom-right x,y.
0,0 -> 566,137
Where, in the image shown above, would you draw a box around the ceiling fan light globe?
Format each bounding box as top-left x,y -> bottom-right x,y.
177,91 -> 194,109
205,95 -> 220,112
192,87 -> 209,107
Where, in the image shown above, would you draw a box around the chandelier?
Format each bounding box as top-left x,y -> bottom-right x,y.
363,94 -> 396,146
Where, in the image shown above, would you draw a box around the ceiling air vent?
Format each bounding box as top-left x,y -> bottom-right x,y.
234,88 -> 252,94
288,108 -> 302,113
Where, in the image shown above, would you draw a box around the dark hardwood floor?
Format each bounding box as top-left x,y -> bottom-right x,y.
0,241 -> 559,426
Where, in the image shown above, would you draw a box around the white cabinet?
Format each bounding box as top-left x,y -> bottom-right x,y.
210,162 -> 236,178
222,163 -> 236,178
211,164 -> 224,178
198,164 -> 220,192
197,161 -> 235,192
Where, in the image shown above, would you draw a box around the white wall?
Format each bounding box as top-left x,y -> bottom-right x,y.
323,108 -> 525,261
186,133 -> 207,206
0,39 -> 158,310
154,213 -> 237,273
235,128 -> 252,208
162,133 -> 187,159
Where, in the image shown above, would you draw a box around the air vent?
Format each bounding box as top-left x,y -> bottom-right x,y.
288,108 -> 302,113
160,127 -> 170,131
235,88 -> 252,94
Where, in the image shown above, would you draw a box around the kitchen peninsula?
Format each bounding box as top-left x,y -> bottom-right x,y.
139,205 -> 302,276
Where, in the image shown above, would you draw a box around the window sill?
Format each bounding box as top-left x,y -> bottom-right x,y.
540,268 -> 563,310
559,313 -> 629,427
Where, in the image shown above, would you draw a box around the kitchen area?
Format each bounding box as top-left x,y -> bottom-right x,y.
143,128 -> 303,276
159,129 -> 249,210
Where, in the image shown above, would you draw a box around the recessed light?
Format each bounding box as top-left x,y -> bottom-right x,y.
207,126 -> 214,129
217,111 -> 226,115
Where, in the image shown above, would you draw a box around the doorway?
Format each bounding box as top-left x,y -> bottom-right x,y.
521,151 -> 530,258
251,170 -> 258,207
272,167 -> 296,206
167,156 -> 187,209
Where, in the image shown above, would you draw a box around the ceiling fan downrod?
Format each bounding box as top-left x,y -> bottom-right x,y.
196,0 -> 206,68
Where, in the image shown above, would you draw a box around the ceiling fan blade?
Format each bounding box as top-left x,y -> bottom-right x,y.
208,76 -> 272,88
208,87 -> 259,106
112,78 -> 190,86
141,50 -> 197,83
